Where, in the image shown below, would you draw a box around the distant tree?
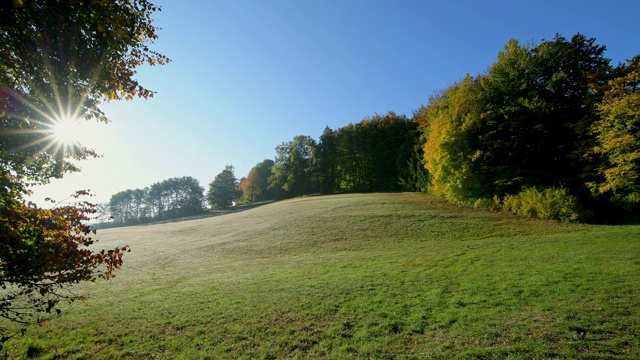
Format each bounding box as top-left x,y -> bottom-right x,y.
95,202 -> 113,223
208,166 -> 241,210
370,112 -> 418,191
163,176 -> 205,217
240,160 -> 274,203
589,55 -> 640,208
130,188 -> 149,221
269,136 -> 318,198
109,189 -> 135,224
146,181 -> 168,220
335,122 -> 373,192
107,177 -> 204,224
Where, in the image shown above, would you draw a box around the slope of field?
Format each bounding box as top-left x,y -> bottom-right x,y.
6,193 -> 640,359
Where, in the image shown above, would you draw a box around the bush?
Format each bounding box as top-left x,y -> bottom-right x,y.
497,187 -> 583,222
472,196 -> 501,211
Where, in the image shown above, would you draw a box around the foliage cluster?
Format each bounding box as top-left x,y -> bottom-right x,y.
238,159 -> 274,204
318,112 -> 419,194
207,165 -> 242,210
107,176 -> 205,225
269,135 -> 319,199
498,187 -> 583,222
0,188 -> 127,334
1,0 -> 169,181
415,75 -> 484,200
589,55 -> 640,210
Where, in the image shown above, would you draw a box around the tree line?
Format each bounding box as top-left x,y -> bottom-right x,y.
266,112 -> 421,198
203,113 -> 421,214
106,33 -> 639,224
106,176 -> 205,225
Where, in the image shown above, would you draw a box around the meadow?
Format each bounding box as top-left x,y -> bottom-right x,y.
5,193 -> 640,359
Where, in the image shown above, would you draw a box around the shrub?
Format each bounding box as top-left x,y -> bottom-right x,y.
472,196 -> 502,211
497,187 -> 582,222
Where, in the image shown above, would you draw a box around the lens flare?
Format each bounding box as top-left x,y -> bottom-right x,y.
52,116 -> 85,146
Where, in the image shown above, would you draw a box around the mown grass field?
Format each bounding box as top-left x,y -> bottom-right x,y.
5,193 -> 640,359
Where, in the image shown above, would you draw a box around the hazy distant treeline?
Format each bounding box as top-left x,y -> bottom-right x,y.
104,176 -> 205,226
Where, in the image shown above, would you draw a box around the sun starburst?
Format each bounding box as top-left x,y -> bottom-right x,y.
50,114 -> 86,147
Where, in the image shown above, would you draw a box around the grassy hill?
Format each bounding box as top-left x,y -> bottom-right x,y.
6,193 -> 640,359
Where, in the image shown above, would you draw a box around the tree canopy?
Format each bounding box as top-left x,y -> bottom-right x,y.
590,55 -> 640,208
317,112 -> 418,194
239,159 -> 274,203
107,176 -> 205,225
262,113 -> 419,201
269,135 -> 318,199
414,76 -> 484,201
474,35 -> 609,195
208,166 -> 241,210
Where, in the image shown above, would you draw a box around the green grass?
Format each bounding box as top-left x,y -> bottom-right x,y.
4,193 -> 640,359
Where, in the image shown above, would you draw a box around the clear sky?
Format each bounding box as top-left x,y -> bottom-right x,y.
33,0 -> 640,206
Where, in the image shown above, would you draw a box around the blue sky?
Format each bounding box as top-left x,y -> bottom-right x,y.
35,0 -> 640,205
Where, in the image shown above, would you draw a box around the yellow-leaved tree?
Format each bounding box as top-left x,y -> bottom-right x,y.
590,55 -> 640,209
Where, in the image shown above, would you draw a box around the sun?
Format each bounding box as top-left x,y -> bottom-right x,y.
51,116 -> 85,146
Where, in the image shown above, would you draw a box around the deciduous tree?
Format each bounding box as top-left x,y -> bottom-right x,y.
162,176 -> 205,218
0,187 -> 128,338
269,136 -> 318,199
590,55 -> 640,208
208,166 -> 241,210
415,76 -> 485,201
240,160 -> 274,203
